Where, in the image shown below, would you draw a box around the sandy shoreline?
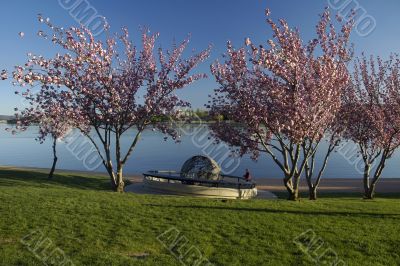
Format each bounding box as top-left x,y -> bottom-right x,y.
253,178 -> 400,193
1,165 -> 399,193
127,176 -> 400,193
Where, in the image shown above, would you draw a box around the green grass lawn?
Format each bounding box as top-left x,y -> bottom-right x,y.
0,168 -> 399,266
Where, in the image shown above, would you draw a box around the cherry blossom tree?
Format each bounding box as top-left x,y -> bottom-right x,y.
209,8 -> 353,200
15,101 -> 73,179
342,55 -> 400,199
13,15 -> 210,192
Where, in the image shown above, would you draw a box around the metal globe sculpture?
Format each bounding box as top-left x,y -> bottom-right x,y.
180,155 -> 221,180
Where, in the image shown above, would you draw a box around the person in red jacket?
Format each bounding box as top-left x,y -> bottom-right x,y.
243,169 -> 252,182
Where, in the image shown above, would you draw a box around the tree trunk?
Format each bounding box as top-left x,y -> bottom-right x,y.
363,152 -> 387,200
283,176 -> 294,199
364,157 -> 385,199
288,190 -> 299,201
308,186 -> 317,200
292,174 -> 300,200
102,161 -> 122,192
305,175 -> 317,200
103,143 -> 119,191
304,141 -> 333,201
284,174 -> 300,201
88,126 -> 139,192
116,166 -> 124,192
364,184 -> 376,199
115,132 -> 124,192
363,164 -> 371,199
104,156 -> 118,190
48,138 -> 58,179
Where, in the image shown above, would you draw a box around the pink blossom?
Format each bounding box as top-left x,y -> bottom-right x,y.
209,8 -> 354,200
342,54 -> 400,198
13,18 -> 210,192
0,70 -> 7,80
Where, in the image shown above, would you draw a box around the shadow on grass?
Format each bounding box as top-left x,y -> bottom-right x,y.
143,204 -> 400,218
273,191 -> 400,200
0,169 -> 111,191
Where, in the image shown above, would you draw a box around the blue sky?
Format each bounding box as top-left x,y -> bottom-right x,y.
0,0 -> 400,114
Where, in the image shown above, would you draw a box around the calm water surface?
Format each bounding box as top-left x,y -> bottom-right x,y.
0,124 -> 399,179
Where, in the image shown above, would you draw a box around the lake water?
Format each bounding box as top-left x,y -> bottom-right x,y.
0,123 -> 399,179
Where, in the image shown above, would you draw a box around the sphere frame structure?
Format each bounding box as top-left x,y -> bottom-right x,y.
141,155 -> 258,199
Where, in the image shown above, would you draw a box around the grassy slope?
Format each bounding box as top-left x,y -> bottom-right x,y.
0,169 -> 399,266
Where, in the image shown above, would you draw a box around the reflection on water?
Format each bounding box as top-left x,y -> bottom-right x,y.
0,124 -> 399,178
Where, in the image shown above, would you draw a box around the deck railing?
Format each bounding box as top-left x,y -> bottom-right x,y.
143,171 -> 256,189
